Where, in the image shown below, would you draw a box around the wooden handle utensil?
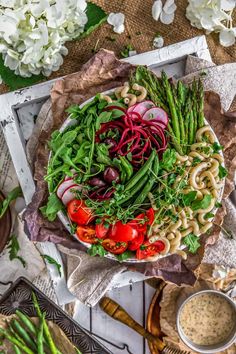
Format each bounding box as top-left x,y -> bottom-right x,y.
99,296 -> 165,352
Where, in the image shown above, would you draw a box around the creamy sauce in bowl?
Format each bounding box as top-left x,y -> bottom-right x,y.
179,293 -> 236,346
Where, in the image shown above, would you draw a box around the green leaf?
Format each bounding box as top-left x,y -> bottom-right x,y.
0,55 -> 43,91
215,201 -> 222,208
79,2 -> 107,39
42,255 -> 62,277
40,193 -> 63,221
183,234 -> 201,254
192,157 -> 202,166
219,165 -> 228,179
120,44 -> 134,58
204,212 -> 214,220
191,194 -> 212,211
212,142 -> 223,153
87,244 -> 107,257
160,149 -> 176,172
182,191 -> 197,207
0,186 -> 22,218
7,234 -> 27,268
116,250 -> 135,262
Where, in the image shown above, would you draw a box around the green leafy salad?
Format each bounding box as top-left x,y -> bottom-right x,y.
42,67 -> 226,262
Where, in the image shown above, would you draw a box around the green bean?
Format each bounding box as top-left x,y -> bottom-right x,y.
13,345 -> 22,354
132,155 -> 159,208
118,173 -> 149,205
124,150 -> 156,191
0,328 -> 34,354
15,310 -> 36,336
11,319 -> 37,351
119,156 -> 133,181
37,313 -> 45,354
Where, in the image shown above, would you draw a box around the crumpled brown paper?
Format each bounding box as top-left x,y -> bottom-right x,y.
23,49 -> 236,293
159,264 -> 236,354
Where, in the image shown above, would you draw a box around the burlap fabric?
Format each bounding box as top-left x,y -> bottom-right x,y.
0,0 -> 235,95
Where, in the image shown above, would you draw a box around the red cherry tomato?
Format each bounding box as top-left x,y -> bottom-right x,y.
76,225 -> 97,244
95,220 -> 110,239
110,221 -> 138,242
128,213 -> 147,233
128,233 -> 145,251
136,240 -> 165,260
102,239 -> 128,254
67,199 -> 93,225
146,208 -> 155,225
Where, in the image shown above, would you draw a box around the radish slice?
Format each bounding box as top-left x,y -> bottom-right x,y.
143,107 -> 168,126
127,104 -> 137,114
64,176 -> 73,181
131,101 -> 155,116
61,185 -> 82,206
57,179 -> 77,199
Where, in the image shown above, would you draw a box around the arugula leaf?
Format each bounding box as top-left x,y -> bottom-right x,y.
183,234 -> 201,254
0,186 -> 22,218
219,165 -> 228,179
204,212 -> 214,220
7,234 -> 26,267
181,191 -> 197,206
42,255 -> 62,277
96,143 -> 113,165
160,149 -> 176,172
0,55 -> 44,90
192,157 -> 202,166
215,201 -> 222,208
116,250 -> 135,262
88,244 -> 107,257
212,142 -> 223,153
40,193 -> 63,221
191,194 -> 212,211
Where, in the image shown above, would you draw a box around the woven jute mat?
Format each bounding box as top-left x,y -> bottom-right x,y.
0,0 -> 235,95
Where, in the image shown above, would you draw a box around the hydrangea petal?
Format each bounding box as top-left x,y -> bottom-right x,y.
152,0 -> 162,21
219,28 -> 236,47
163,0 -> 177,15
160,10 -> 175,24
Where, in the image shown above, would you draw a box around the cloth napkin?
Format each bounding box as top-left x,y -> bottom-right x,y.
24,51 -> 236,306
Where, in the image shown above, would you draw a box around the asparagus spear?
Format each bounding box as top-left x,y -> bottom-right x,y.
0,328 -> 34,354
161,71 -> 181,144
32,293 -> 58,354
198,79 -> 205,128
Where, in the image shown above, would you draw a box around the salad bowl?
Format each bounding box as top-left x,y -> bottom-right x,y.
46,67 -> 226,263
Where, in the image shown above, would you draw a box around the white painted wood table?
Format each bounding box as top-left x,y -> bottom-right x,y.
0,36 -> 212,354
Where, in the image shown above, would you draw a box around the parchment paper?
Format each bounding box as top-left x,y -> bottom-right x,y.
23,50 -> 236,305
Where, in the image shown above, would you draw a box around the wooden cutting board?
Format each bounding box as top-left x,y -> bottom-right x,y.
0,191 -> 12,253
147,282 -> 166,354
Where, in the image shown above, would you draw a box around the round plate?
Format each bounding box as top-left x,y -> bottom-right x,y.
147,282 -> 166,354
50,88 -> 225,262
0,191 -> 12,253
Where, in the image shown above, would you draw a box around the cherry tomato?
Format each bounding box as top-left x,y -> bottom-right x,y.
128,213 -> 147,233
102,239 -> 128,254
67,199 -> 93,225
128,233 -> 145,251
110,221 -> 138,242
76,225 -> 97,244
146,208 -> 155,225
136,240 -> 165,260
95,220 -> 110,239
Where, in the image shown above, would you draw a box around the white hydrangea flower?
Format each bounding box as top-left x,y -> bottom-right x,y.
186,0 -> 236,47
0,0 -> 88,77
152,0 -> 177,25
107,12 -> 125,34
153,35 -> 164,48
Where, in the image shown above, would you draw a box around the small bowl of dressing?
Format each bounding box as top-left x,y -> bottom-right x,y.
176,290 -> 236,353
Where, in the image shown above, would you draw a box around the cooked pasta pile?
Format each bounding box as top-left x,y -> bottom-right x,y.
147,125 -> 224,260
